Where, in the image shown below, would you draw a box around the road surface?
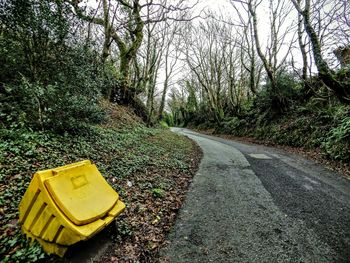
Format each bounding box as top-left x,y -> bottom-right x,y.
161,128 -> 350,263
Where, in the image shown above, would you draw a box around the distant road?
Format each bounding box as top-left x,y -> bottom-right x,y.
162,128 -> 350,263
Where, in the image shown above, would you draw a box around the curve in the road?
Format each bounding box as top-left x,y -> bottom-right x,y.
161,128 -> 350,263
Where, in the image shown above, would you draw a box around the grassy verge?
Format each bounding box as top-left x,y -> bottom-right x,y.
98,131 -> 202,262
0,117 -> 202,262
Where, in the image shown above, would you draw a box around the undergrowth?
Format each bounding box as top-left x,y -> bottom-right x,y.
0,122 -> 194,262
210,102 -> 350,163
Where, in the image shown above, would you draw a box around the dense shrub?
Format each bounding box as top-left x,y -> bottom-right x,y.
323,116 -> 350,162
254,71 -> 302,114
163,113 -> 175,127
216,117 -> 249,136
0,0 -> 120,133
194,94 -> 349,162
1,79 -> 106,133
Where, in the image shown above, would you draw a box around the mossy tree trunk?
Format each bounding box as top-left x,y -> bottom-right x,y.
69,0 -> 144,104
291,0 -> 350,103
248,0 -> 281,109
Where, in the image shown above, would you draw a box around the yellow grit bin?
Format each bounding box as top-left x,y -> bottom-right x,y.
19,160 -> 125,257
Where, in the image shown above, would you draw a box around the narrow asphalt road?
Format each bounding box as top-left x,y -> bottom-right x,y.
161,128 -> 350,263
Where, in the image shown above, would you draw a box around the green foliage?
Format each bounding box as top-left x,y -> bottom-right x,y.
1,79 -> 106,133
115,220 -> 133,238
0,0 -> 121,133
323,117 -> 350,161
0,0 -> 72,83
0,125 -> 193,261
151,188 -> 166,198
196,88 -> 349,163
255,71 -> 302,114
159,120 -> 169,129
163,113 -> 174,127
217,117 -> 248,136
244,102 -> 348,154
335,65 -> 350,82
186,82 -> 198,116
175,68 -> 349,163
196,121 -> 216,130
167,82 -> 205,127
1,239 -> 46,263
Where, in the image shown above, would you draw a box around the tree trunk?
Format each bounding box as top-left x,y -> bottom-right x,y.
297,8 -> 308,87
249,1 -> 277,93
158,77 -> 168,119
292,0 -> 350,102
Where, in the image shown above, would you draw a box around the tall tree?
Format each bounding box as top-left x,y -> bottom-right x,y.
232,0 -> 296,110
67,0 -> 197,104
291,0 -> 350,102
158,20 -> 181,119
69,0 -> 144,102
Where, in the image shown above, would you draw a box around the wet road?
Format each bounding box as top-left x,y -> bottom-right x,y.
162,128 -> 350,263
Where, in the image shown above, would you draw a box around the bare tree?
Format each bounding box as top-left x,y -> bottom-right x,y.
231,0 -> 296,110
140,7 -> 166,124
184,20 -> 222,122
291,0 -> 350,102
229,6 -> 263,97
158,20 -> 182,119
66,0 -> 198,103
182,17 -> 250,121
